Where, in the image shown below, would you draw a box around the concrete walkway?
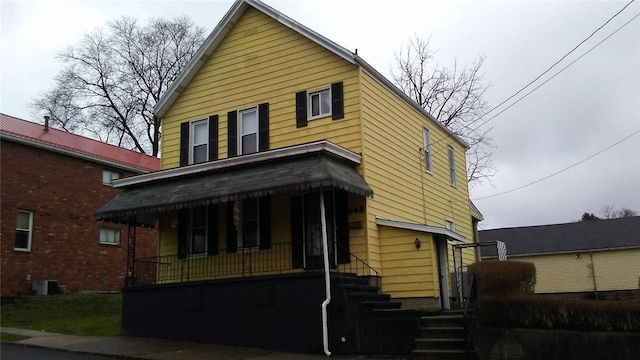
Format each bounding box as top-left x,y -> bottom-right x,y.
0,327 -> 337,359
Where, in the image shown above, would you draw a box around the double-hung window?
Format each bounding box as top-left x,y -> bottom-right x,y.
239,107 -> 258,155
448,145 -> 457,187
238,198 -> 259,250
445,219 -> 455,232
191,119 -> 209,164
423,127 -> 432,172
15,210 -> 34,251
308,88 -> 331,119
190,207 -> 208,255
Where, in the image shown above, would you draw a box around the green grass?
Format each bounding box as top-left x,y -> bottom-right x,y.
1,293 -> 122,336
0,332 -> 31,342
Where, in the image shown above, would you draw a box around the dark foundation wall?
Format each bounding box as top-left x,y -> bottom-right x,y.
122,273 -> 327,353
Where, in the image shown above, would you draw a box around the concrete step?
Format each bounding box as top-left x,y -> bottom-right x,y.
420,314 -> 465,328
418,326 -> 465,339
412,349 -> 475,360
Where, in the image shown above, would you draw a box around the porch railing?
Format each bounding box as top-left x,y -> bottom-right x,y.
131,242 -> 379,287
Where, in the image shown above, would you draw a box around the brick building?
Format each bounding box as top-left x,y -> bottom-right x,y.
1,113 -> 160,296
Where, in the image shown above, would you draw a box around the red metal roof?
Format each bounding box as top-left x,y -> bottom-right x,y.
0,113 -> 160,172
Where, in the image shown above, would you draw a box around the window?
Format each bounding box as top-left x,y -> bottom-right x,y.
190,207 -> 208,255
423,127 -> 432,172
308,88 -> 331,119
238,198 -> 259,250
100,228 -> 120,245
191,119 -> 209,164
15,210 -> 34,251
102,170 -> 120,185
445,220 -> 455,232
239,107 -> 258,155
448,145 -> 456,186
179,115 -> 218,166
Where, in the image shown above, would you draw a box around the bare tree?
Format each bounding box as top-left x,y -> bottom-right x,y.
391,35 -> 494,186
600,205 -> 638,219
31,16 -> 205,156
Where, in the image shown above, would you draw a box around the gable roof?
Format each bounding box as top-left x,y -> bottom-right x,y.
0,113 -> 160,173
479,216 -> 640,258
153,0 -> 468,149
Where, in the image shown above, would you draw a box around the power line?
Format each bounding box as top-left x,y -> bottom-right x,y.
430,2 -> 639,146
476,0 -> 636,122
472,129 -> 640,201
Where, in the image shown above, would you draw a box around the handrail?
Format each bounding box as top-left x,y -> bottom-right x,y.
131,242 -> 380,286
463,273 -> 477,360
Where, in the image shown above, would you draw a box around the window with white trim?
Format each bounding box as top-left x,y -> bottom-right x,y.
445,220 -> 455,231
239,107 -> 258,155
423,127 -> 432,172
190,206 -> 208,255
191,119 -> 209,164
238,198 -> 259,250
308,88 -> 331,119
448,145 -> 457,186
100,228 -> 120,245
15,210 -> 34,251
102,170 -> 120,185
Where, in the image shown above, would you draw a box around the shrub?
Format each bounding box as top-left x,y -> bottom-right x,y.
468,260 -> 536,296
475,293 -> 640,332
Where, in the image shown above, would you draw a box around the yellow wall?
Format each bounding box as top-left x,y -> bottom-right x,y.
512,249 -> 640,293
359,71 -> 475,296
160,7 -> 362,169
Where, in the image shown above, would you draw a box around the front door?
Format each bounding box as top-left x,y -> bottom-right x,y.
303,191 -> 335,270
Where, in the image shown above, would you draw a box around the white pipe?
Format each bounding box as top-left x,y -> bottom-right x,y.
320,189 -> 331,356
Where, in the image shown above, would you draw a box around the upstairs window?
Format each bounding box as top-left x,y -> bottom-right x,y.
445,219 -> 455,232
239,107 -> 258,155
102,170 -> 120,185
448,145 -> 457,187
308,88 -> 331,119
423,127 -> 432,173
296,81 -> 344,127
179,115 -> 219,166
15,210 -> 34,252
191,119 -> 209,164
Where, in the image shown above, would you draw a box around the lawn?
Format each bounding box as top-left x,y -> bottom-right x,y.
1,293 -> 122,336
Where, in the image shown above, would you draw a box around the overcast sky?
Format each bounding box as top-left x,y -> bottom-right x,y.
1,0 -> 639,229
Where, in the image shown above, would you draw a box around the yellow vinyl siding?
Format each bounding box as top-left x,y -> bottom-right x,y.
511,249 -> 640,293
160,7 -> 362,169
379,226 -> 438,298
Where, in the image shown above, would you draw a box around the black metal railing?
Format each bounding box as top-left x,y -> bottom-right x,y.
463,273 -> 477,359
131,242 -> 380,286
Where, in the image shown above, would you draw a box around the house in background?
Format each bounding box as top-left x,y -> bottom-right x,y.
96,0 -> 479,356
0,113 -> 159,296
479,216 -> 640,295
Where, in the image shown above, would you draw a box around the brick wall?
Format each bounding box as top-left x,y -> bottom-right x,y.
1,140 -> 157,295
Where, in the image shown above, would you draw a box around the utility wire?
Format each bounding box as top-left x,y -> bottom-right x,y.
430,2 -> 639,146
473,129 -> 640,201
477,0 -> 636,122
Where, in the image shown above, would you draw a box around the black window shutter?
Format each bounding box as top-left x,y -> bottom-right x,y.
331,81 -> 344,120
295,91 -> 308,128
335,189 -> 350,264
227,111 -> 237,157
290,196 -> 304,268
207,204 -> 218,256
259,196 -> 271,249
226,202 -> 238,253
179,122 -> 190,166
177,209 -> 189,258
208,115 -> 219,161
258,103 -> 269,152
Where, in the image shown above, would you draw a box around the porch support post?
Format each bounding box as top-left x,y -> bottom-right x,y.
125,216 -> 136,287
319,189 -> 331,356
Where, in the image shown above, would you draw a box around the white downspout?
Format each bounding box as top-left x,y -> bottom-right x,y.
320,189 -> 331,356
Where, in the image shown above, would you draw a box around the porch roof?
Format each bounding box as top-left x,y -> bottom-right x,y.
95,150 -> 373,226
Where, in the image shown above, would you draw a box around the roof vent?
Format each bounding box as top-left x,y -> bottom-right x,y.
43,115 -> 50,131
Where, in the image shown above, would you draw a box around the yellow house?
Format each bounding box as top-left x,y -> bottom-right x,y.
479,216 -> 640,295
96,0 -> 479,355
